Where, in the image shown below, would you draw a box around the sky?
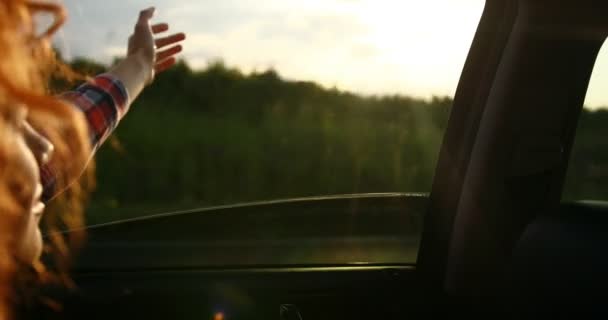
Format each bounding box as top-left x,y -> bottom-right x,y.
56,0 -> 608,109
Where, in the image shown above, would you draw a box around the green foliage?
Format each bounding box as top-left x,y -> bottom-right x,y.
62,57 -> 607,223
563,109 -> 608,201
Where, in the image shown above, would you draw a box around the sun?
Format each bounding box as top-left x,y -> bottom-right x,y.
352,0 -> 486,96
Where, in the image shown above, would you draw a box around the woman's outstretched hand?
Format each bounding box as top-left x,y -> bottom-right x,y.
108,7 -> 186,101
128,7 -> 186,84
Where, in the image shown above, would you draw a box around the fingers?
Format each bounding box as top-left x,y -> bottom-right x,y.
154,32 -> 185,75
156,45 -> 182,62
132,8 -> 185,75
155,33 -> 186,49
135,7 -> 155,31
151,23 -> 169,34
155,57 -> 177,74
138,7 -> 155,23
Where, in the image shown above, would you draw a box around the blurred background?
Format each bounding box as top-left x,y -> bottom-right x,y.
50,1 -> 608,225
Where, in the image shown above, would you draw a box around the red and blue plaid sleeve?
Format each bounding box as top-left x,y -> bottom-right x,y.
60,74 -> 130,148
40,74 -> 130,202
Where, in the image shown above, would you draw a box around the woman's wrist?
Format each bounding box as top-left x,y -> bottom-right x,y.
130,50 -> 155,85
106,52 -> 154,102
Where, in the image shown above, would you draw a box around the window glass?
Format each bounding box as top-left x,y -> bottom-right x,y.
563,42 -> 608,201
58,0 -> 485,264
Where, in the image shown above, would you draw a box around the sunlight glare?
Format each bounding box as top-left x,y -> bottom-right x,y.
352,0 -> 485,96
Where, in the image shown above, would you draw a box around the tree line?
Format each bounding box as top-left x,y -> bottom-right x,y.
55,58 -> 608,223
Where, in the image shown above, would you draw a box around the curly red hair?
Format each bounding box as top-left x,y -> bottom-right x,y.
0,1 -> 92,318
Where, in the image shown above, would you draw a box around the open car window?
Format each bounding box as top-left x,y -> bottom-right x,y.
48,1 -> 493,269
58,1 -> 485,230
563,41 -> 608,201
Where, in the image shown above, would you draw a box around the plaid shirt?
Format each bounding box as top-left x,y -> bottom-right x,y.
41,74 -> 130,202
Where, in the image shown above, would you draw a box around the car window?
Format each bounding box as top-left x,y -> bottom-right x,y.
563,41 -> 608,201
58,1 -> 485,226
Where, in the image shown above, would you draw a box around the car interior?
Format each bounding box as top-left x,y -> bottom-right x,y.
24,0 -> 608,318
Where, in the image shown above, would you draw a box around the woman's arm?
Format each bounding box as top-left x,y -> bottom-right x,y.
40,74 -> 127,202
40,7 -> 185,202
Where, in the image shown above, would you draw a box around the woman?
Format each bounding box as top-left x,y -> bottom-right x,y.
0,1 -> 185,318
